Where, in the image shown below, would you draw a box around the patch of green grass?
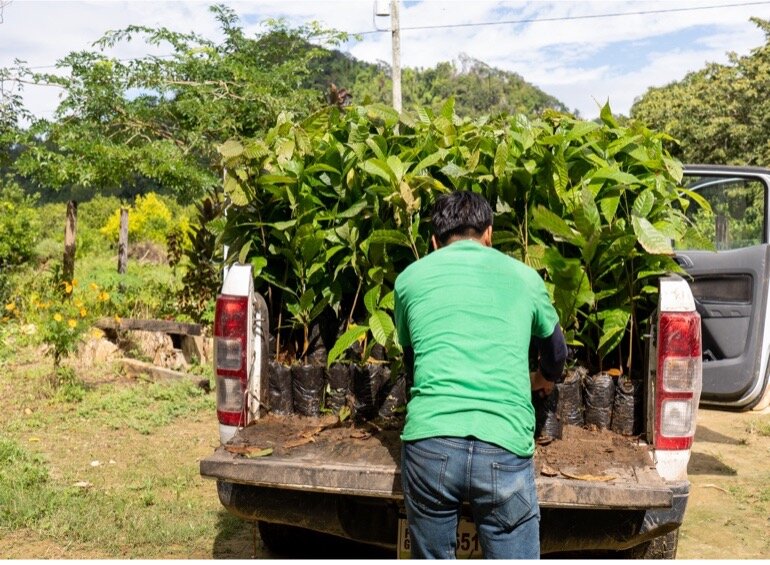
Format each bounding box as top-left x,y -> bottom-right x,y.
75,380 -> 214,435
0,435 -> 56,529
746,418 -> 770,438
0,434 -> 228,557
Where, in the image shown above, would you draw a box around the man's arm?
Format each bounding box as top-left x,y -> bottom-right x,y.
530,323 -> 568,394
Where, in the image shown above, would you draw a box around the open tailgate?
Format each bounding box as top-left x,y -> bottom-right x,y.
200,416 -> 672,509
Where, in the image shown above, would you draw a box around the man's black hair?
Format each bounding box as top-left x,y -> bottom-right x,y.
431,191 -> 493,245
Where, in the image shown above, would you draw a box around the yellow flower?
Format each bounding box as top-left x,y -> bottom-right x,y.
99,291 -> 110,302
79,308 -> 88,318
4,303 -> 15,312
68,319 -> 77,328
90,282 -> 99,291
53,313 -> 63,322
63,282 -> 73,294
71,279 -> 78,287
114,315 -> 122,324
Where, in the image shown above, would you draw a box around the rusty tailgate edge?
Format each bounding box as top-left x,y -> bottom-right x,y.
200,448 -> 673,509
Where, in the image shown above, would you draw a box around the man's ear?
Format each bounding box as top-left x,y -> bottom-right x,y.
431,235 -> 440,250
482,226 -> 493,247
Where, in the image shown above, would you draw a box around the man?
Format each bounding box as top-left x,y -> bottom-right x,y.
394,191 -> 567,559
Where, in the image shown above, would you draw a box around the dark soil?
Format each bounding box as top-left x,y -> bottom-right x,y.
228,415 -> 653,480
536,424 -> 652,477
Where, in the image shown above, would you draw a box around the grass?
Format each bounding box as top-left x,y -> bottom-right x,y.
746,417 -> 770,438
0,356 -> 240,558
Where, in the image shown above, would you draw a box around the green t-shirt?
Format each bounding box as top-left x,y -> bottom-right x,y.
394,239 -> 559,457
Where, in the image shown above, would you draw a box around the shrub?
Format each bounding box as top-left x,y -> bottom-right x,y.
0,183 -> 39,269
218,100 -> 703,372
100,193 -> 190,246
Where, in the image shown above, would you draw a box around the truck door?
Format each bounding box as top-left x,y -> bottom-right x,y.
676,166 -> 770,409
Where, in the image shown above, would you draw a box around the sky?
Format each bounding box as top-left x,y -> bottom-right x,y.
1,0 -> 769,120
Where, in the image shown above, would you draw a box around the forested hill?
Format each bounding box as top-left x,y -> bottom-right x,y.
308,48 -> 570,117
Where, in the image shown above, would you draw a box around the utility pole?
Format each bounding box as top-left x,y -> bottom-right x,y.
390,0 -> 402,113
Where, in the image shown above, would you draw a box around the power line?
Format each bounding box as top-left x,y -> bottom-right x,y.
13,0 -> 770,70
356,1 -> 770,35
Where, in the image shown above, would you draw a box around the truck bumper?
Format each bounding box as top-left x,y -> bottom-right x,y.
214,479 -> 690,554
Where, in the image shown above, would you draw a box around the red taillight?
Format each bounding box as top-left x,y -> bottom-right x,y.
655,311 -> 702,450
214,295 -> 249,427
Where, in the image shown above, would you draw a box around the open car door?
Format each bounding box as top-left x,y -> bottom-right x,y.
677,165 -> 770,410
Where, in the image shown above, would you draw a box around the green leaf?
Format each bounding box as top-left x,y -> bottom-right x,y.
218,139 -> 244,159
387,155 -> 406,182
566,121 -> 601,140
369,310 -> 395,346
224,174 -> 249,206
305,163 -> 340,175
250,256 -> 268,277
379,290 -> 395,310
258,174 -> 296,186
632,216 -> 674,255
574,188 -> 600,237
597,308 -> 631,358
494,142 -> 508,179
336,200 -> 368,219
679,188 -> 712,213
663,157 -> 683,182
599,195 -> 620,223
238,240 -> 252,264
364,285 -> 381,315
243,447 -> 273,459
338,405 -> 351,422
440,97 -> 455,120
599,100 -> 618,128
327,324 -> 369,365
360,159 -> 394,184
366,103 -> 400,127
552,152 -> 569,195
413,150 -> 444,173
592,168 -> 639,186
632,190 -> 655,218
440,162 -> 467,178
531,205 -> 584,246
368,229 -> 411,248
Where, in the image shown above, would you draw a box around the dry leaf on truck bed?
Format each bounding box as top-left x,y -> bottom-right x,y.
540,464 -> 559,477
284,436 -> 316,449
301,426 -> 325,439
225,444 -> 273,457
561,470 -> 615,482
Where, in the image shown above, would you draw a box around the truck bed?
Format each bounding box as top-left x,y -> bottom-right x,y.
200,414 -> 673,509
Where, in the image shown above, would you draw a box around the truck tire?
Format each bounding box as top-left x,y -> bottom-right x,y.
257,521 -> 349,557
623,529 -> 679,559
257,521 -> 309,555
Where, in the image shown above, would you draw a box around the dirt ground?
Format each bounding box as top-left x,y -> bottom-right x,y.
677,407 -> 770,559
2,368 -> 768,559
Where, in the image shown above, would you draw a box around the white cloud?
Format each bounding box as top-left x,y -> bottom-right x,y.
1,0 -> 767,120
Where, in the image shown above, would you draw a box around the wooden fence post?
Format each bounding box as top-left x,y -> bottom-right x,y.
63,200 -> 78,284
118,207 -> 128,274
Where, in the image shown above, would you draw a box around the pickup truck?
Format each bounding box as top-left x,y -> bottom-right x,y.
200,164 -> 770,558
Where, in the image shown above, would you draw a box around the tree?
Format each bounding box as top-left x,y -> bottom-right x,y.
4,4 -> 346,289
311,50 -> 569,118
631,18 -> 770,166
8,5 -> 347,202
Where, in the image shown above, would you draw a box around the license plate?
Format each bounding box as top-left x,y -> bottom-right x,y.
397,517 -> 482,559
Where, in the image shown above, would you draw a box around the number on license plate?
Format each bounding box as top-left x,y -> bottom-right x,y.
397,518 -> 482,559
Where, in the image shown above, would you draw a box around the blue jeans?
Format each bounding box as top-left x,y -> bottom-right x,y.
401,437 -> 540,559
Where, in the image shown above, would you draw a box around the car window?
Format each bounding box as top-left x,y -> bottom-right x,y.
680,174 -> 766,251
